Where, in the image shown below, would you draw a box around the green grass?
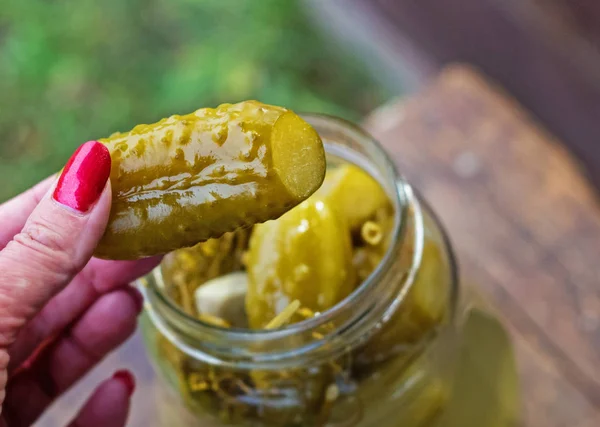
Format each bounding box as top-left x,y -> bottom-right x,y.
0,0 -> 388,201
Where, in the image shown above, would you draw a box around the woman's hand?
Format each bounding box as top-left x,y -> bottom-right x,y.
0,141 -> 160,427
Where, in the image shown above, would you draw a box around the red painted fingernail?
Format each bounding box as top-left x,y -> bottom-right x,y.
53,141 -> 111,213
113,370 -> 136,396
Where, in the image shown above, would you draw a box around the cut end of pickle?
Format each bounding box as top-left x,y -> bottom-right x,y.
271,111 -> 326,200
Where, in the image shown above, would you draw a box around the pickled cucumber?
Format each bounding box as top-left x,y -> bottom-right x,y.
243,197 -> 356,424
246,198 -> 356,329
314,163 -> 389,230
94,101 -> 326,260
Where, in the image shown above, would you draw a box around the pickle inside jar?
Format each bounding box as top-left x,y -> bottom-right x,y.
155,161 -> 450,425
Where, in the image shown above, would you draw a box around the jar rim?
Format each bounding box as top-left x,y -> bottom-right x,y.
137,113 -> 454,369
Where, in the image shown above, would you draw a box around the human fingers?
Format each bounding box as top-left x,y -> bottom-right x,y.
4,288 -> 140,426
8,256 -> 159,372
67,371 -> 134,427
0,141 -> 112,349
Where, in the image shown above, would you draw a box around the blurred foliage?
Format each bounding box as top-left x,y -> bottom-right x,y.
0,0 -> 388,201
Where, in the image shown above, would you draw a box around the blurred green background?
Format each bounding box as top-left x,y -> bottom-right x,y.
0,0 -> 389,201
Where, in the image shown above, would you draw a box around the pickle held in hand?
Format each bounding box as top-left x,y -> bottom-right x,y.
92,100 -> 326,260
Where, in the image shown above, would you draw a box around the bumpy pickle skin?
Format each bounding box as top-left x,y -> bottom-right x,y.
246,198 -> 356,329
314,163 -> 389,230
93,100 -> 326,260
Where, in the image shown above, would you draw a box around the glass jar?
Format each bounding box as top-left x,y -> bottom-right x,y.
136,114 -> 463,427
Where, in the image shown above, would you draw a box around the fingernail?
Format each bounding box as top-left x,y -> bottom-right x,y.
53,141 -> 111,213
129,286 -> 144,313
113,370 -> 136,396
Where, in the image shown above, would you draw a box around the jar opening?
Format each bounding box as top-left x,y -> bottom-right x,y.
137,115 -> 427,370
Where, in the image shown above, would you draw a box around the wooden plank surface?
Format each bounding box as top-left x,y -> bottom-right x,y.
329,0 -> 600,191
38,65 -> 600,427
365,64 -> 600,427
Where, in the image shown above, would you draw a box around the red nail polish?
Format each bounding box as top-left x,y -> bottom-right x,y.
113,370 -> 136,396
53,141 -> 111,213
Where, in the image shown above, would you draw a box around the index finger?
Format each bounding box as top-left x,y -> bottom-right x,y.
0,175 -> 56,250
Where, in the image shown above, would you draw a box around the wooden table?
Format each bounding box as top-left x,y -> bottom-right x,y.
38,65 -> 600,427
365,65 -> 600,427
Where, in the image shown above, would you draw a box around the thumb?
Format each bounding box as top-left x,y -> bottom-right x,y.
0,141 -> 112,347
